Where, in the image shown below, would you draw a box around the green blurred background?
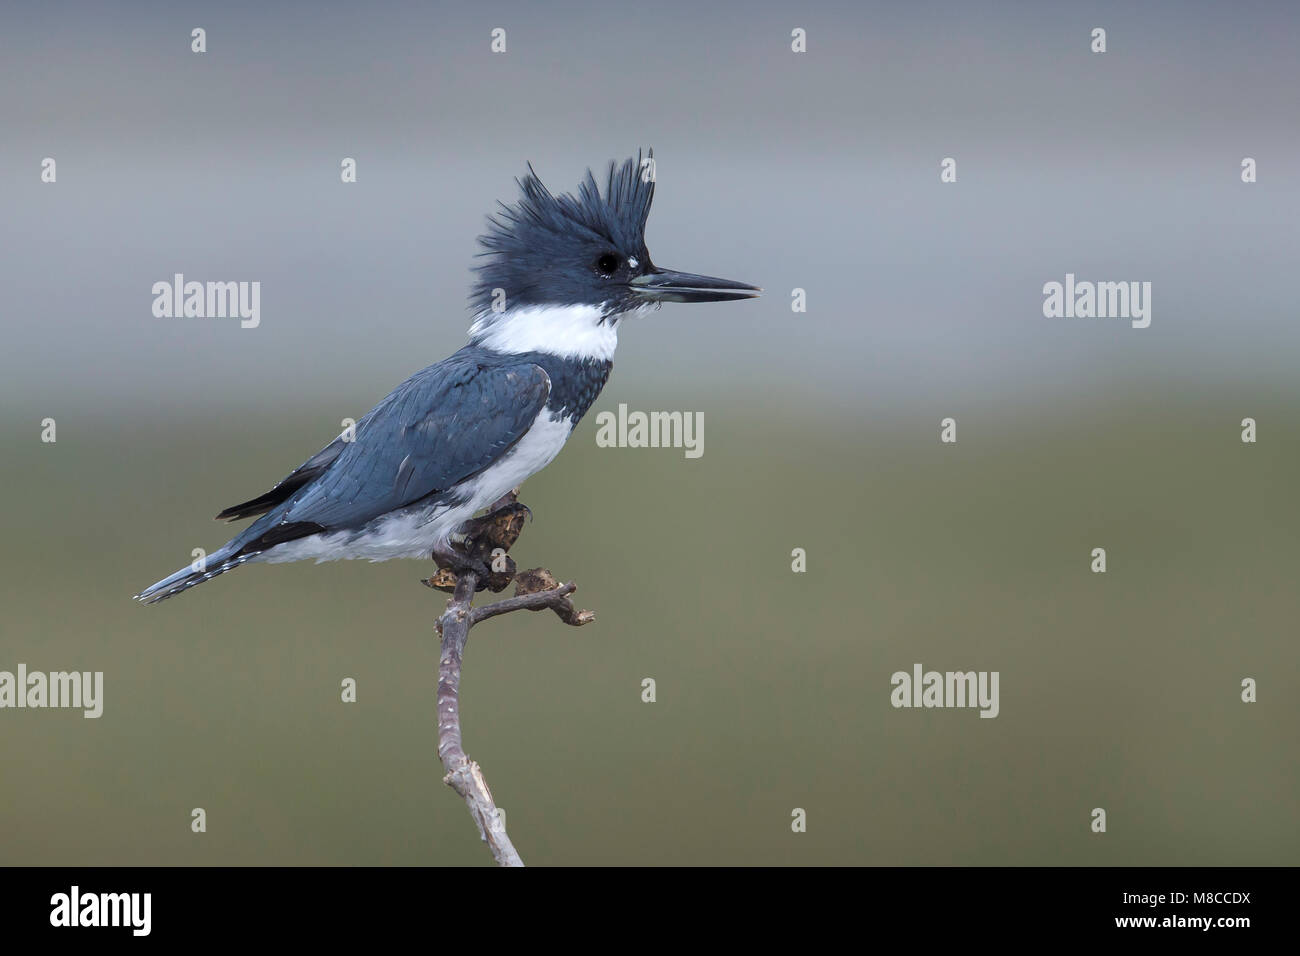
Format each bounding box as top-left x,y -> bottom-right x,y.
2,382 -> 1296,865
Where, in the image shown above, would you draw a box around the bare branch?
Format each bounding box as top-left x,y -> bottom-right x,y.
426,495 -> 595,866
434,569 -> 524,867
470,576 -> 595,627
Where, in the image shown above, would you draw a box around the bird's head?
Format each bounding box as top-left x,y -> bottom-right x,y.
468,151 -> 759,355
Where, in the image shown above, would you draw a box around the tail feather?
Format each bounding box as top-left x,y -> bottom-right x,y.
136,511 -> 326,605
133,547 -> 252,605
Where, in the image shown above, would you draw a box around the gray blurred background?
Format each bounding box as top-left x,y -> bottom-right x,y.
1,0 -> 1296,865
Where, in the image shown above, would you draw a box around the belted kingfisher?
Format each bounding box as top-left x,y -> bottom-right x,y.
136,151 -> 759,604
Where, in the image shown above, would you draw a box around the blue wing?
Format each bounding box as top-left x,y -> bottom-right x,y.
225,350 -> 551,541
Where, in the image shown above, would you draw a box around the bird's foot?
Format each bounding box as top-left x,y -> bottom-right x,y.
425,499 -> 531,593
486,490 -> 533,523
431,536 -> 492,578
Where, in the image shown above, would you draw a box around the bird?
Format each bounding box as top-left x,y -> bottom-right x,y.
135,151 -> 760,604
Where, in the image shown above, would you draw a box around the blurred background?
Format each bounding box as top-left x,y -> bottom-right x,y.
1,0 -> 1296,865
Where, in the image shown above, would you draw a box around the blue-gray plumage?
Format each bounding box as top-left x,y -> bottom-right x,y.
136,151 -> 759,604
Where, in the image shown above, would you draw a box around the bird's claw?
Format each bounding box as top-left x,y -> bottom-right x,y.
432,538 -> 491,578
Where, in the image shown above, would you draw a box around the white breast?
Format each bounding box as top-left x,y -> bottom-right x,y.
453,410 -> 575,514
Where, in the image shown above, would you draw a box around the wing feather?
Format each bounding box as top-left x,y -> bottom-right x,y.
265,353 -> 551,531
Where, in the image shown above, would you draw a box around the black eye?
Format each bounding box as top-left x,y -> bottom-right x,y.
595,253 -> 620,277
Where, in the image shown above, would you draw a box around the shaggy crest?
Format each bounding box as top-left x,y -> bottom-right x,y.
470,150 -> 656,318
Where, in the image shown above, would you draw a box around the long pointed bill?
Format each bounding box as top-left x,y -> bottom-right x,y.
630,268 -> 762,303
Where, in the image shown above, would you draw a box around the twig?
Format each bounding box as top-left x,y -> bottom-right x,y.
470,579 -> 595,627
427,495 -> 595,866
434,569 -> 524,867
